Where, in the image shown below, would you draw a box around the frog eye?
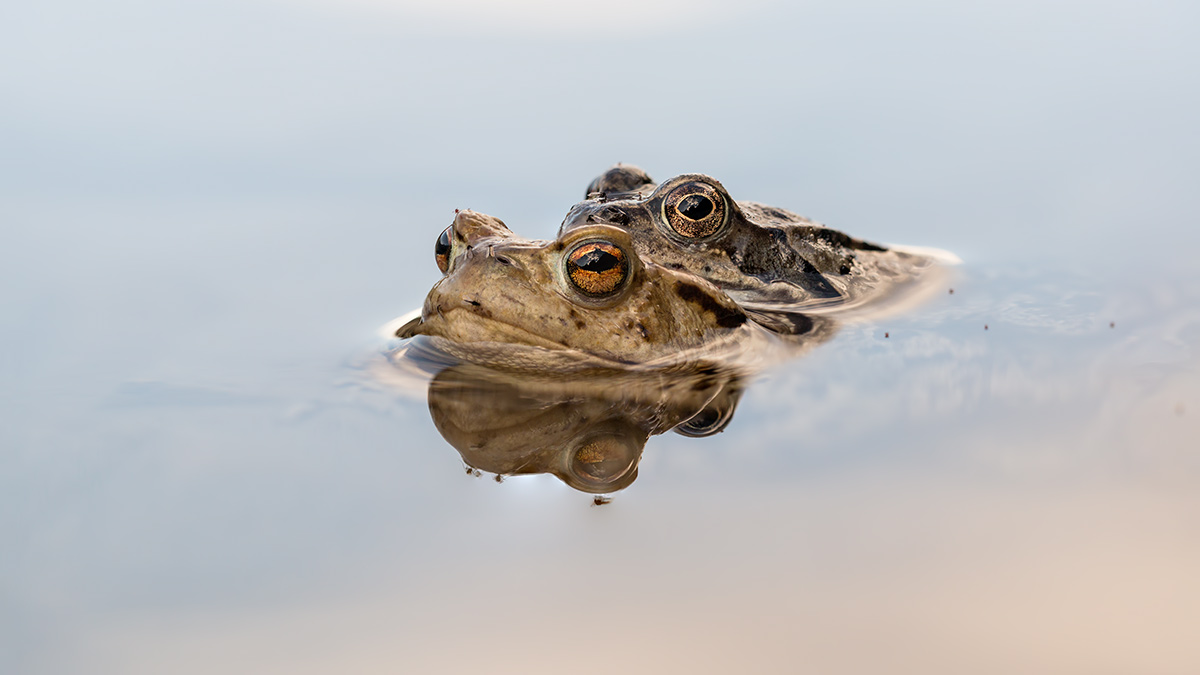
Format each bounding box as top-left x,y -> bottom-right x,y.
565,240 -> 630,298
569,434 -> 638,488
435,226 -> 452,274
663,181 -> 727,239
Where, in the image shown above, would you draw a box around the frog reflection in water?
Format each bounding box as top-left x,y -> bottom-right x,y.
396,209 -> 817,370
408,346 -> 747,494
562,165 -> 940,312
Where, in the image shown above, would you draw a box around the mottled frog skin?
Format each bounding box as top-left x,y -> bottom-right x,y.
560,165 -> 936,311
398,209 -> 760,371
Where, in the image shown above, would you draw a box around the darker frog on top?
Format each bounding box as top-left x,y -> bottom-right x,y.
561,164 -> 936,312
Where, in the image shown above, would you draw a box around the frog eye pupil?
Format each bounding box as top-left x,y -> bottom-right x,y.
435,227 -> 452,273
574,248 -> 619,272
677,194 -> 714,220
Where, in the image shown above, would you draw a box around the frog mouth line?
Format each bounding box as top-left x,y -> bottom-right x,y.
421,305 -> 573,352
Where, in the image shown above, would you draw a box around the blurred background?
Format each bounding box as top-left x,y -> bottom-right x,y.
3,1 -> 1198,673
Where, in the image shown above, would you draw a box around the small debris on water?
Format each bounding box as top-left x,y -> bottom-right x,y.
1110,321 -> 1115,328
593,496 -> 612,506
984,324 -> 989,330
494,474 -> 505,483
884,332 -> 889,338
949,288 -> 955,295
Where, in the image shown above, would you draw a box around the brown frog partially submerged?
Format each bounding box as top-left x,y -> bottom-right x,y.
563,164 -> 940,312
396,209 -> 790,372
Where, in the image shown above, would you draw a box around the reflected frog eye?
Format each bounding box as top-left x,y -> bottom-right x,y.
435,226 -> 452,274
569,434 -> 638,487
565,240 -> 630,298
663,181 -> 727,239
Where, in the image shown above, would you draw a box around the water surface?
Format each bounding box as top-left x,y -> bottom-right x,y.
3,1 -> 1199,673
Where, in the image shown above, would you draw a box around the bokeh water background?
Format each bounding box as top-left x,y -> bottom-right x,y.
4,1 -> 1199,672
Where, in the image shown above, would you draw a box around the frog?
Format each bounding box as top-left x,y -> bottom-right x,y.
395,208 -> 793,372
561,164 -> 942,312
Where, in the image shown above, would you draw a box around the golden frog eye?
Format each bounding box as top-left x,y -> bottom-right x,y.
435,226 -> 452,274
663,181 -> 727,238
565,240 -> 629,298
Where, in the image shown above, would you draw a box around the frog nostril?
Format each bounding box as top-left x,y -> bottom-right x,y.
464,297 -> 481,307
486,245 -> 517,268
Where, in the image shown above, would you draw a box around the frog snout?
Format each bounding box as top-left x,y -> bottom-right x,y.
451,209 -> 511,245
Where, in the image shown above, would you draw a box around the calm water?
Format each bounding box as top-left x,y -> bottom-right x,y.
4,1 -> 1199,673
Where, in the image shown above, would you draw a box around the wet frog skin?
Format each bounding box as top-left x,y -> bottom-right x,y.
560,164 -> 935,311
398,209 -> 756,370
